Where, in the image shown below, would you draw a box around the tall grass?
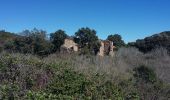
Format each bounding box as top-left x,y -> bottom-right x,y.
44,47 -> 170,83
0,47 -> 170,99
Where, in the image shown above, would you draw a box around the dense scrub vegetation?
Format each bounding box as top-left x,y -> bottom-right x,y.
0,30 -> 17,52
128,31 -> 170,54
0,47 -> 170,100
0,29 -> 170,99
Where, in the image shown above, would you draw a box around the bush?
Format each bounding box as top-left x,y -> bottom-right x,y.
4,29 -> 54,56
0,84 -> 20,100
46,69 -> 89,96
134,65 -> 157,83
133,65 -> 170,100
0,47 -> 3,52
0,52 -> 52,99
0,50 -> 170,99
129,31 -> 170,54
44,61 -> 127,99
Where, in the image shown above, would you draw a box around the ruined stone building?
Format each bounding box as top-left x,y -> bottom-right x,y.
61,38 -> 115,56
60,38 -> 78,53
97,40 -> 116,57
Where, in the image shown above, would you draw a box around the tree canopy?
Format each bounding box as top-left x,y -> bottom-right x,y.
5,28 -> 53,56
107,34 -> 125,48
128,31 -> 170,54
50,30 -> 68,52
2,28 -> 170,56
74,27 -> 100,55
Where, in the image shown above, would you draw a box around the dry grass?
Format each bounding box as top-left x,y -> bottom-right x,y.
44,47 -> 170,83
0,48 -> 170,99
144,48 -> 170,83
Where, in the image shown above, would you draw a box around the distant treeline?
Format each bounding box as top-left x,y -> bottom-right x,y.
128,31 -> 170,54
0,27 -> 125,56
0,28 -> 170,56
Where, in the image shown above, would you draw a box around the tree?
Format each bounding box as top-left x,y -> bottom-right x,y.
50,30 -> 68,52
107,34 -> 125,48
5,28 -> 53,56
128,31 -> 170,54
74,27 -> 100,55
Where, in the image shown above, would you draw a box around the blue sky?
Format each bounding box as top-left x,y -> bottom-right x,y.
0,0 -> 170,42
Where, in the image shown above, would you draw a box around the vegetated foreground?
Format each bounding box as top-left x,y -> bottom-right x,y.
0,47 -> 170,100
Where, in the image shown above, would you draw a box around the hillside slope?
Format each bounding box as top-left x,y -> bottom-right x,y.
129,31 -> 170,53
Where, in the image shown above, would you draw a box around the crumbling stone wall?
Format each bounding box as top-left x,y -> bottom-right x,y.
61,38 -> 115,56
98,40 -> 115,56
98,41 -> 104,56
61,38 -> 78,53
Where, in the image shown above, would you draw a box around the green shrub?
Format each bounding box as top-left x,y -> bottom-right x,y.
126,92 -> 140,100
132,65 -> 170,99
45,64 -> 126,99
25,91 -> 74,100
0,84 -> 20,100
133,65 -> 157,83
0,47 -> 3,52
46,68 -> 90,96
25,77 -> 34,90
0,52 -> 170,99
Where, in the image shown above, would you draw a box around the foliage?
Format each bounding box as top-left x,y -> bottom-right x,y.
46,67 -> 126,99
0,84 -> 20,100
134,65 -> 157,83
128,31 -> 170,54
4,28 -> 53,56
133,65 -> 170,100
1,28 -> 170,99
0,47 -> 3,53
25,91 -> 51,100
74,27 -> 100,55
107,34 -> 125,48
0,47 -> 170,99
0,30 -> 16,42
50,30 -> 68,52
0,30 -> 17,53
0,52 -> 51,99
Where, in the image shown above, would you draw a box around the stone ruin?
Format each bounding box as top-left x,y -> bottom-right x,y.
97,40 -> 116,57
60,38 -> 78,53
61,38 -> 115,56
